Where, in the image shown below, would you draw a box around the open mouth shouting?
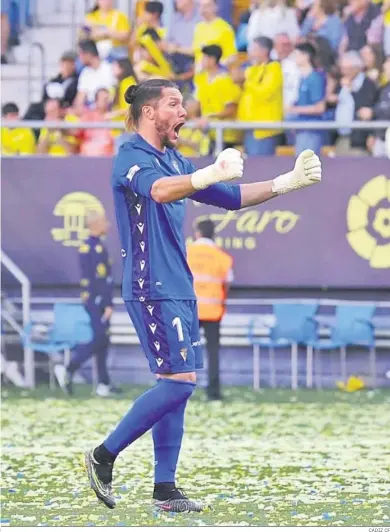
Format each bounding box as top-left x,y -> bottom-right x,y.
172,121 -> 185,141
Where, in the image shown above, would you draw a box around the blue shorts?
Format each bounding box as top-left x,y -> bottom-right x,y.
125,299 -> 203,374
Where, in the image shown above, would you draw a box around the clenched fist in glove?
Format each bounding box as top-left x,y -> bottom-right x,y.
272,149 -> 322,195
191,148 -> 244,190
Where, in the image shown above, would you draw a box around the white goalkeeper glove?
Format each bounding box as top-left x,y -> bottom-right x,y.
272,149 -> 322,195
191,148 -> 244,190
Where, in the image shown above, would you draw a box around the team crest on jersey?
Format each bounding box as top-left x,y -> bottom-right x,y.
180,348 -> 188,361
172,160 -> 180,174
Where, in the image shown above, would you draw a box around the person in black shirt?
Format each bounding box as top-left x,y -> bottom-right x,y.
42,51 -> 79,108
54,212 -> 115,397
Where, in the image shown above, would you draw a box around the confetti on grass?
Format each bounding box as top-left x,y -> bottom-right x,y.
1,386 -> 390,526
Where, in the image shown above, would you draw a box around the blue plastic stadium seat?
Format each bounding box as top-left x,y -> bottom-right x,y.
23,303 -> 92,389
307,304 -> 376,388
248,303 -> 318,390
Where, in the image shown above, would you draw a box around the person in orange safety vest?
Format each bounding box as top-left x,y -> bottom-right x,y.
187,219 -> 233,400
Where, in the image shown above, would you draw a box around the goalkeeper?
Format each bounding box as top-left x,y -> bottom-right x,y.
85,79 -> 322,513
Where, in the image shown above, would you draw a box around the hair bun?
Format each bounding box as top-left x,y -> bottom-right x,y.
124,84 -> 138,104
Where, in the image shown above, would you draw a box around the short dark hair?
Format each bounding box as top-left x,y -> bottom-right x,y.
124,79 -> 179,128
295,42 -> 317,65
254,36 -> 273,54
114,58 -> 137,82
201,44 -> 222,64
197,220 -> 215,239
60,51 -> 77,62
145,1 -> 163,17
78,39 -> 99,57
2,102 -> 19,116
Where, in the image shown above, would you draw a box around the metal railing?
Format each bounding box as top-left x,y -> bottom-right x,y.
1,251 -> 34,387
3,119 -> 390,153
27,42 -> 46,106
1,308 -> 24,337
12,295 -> 390,309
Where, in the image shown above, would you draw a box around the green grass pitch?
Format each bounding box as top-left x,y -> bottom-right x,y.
1,385 -> 390,526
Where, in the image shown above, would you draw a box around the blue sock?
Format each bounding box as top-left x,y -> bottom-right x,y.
152,399 -> 188,484
103,379 -> 195,456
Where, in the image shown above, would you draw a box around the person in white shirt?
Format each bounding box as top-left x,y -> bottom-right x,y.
273,33 -> 301,111
248,0 -> 299,43
75,39 -> 116,107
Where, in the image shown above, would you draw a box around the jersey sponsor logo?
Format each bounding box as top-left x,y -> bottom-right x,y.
126,165 -> 140,182
135,204 -> 142,215
79,244 -> 90,254
154,341 -> 161,351
140,260 -> 146,271
180,348 -> 188,361
156,357 -> 164,367
149,323 -> 157,334
147,305 -> 154,315
96,263 -> 107,278
138,278 -> 145,289
191,339 -> 202,347
81,291 -> 89,302
140,241 -> 145,253
137,222 -> 144,234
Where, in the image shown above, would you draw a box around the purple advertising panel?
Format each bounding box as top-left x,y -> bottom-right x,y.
2,157 -> 390,287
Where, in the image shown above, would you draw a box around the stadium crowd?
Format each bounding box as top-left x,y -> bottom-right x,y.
1,0 -> 390,157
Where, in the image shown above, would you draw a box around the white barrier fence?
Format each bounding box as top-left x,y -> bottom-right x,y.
3,119 -> 390,154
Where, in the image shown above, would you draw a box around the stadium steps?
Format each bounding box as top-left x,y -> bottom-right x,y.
1,3 -> 84,113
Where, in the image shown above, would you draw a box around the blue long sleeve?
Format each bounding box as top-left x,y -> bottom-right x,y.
190,183 -> 241,210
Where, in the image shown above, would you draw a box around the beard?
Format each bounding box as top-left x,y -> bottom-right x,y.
155,116 -> 175,149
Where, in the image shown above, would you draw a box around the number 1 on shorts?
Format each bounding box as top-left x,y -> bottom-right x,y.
172,317 -> 184,342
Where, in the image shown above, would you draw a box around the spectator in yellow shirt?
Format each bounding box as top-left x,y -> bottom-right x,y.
178,99 -> 210,157
1,102 -> 36,155
134,1 -> 167,44
193,0 -> 237,67
108,58 -> 138,118
37,99 -> 78,157
82,0 -> 131,61
237,36 -> 283,156
105,58 -> 138,138
194,44 -> 241,149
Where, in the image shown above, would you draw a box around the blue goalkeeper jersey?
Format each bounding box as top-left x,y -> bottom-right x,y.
111,133 -> 241,301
